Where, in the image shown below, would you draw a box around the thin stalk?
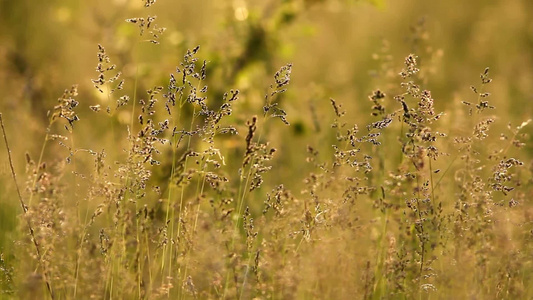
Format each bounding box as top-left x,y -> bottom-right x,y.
174,103 -> 198,298
223,119 -> 265,299
159,95 -> 185,297
434,154 -> 457,190
225,106 -> 274,298
28,128 -> 50,207
73,203 -> 91,298
0,113 -> 54,299
415,173 -> 425,277
239,248 -> 255,300
108,36 -> 141,298
429,158 -> 436,208
159,107 -> 181,293
179,157 -> 209,300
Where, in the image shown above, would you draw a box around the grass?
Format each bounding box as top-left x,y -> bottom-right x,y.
1,1 -> 533,299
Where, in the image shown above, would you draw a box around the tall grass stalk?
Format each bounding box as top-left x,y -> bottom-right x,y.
0,114 -> 54,299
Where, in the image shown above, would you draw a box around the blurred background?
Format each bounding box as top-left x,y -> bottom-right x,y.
1,0 -> 533,230
1,0 -> 532,216
1,0 -> 533,297
0,0 -> 532,145
1,0 -> 532,197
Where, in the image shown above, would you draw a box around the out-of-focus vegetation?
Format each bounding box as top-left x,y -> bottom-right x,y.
0,0 -> 532,299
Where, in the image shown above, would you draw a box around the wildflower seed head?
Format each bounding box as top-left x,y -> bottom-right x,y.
400,54 -> 419,79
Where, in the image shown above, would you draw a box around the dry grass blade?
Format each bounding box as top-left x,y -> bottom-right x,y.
0,113 -> 54,299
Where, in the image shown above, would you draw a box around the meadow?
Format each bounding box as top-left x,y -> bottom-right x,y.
0,0 -> 532,299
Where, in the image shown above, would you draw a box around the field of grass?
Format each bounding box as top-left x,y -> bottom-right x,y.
1,0 -> 533,299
